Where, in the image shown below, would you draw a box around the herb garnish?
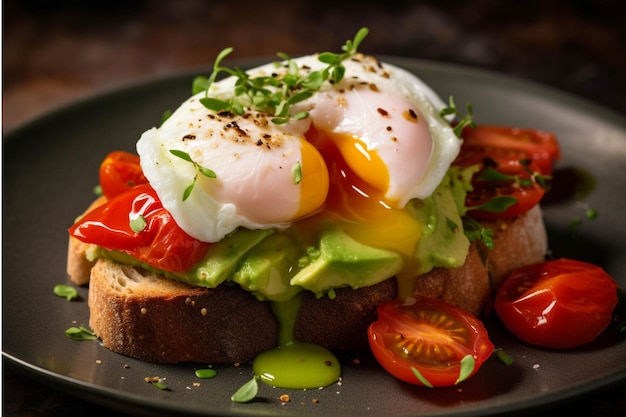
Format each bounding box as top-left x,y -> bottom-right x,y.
231,375 -> 259,403
53,284 -> 78,301
440,96 -> 476,137
192,27 -> 369,125
495,348 -> 514,366
462,216 -> 495,249
129,215 -> 147,233
195,368 -> 218,379
291,161 -> 303,184
169,149 -> 217,201
65,326 -> 98,341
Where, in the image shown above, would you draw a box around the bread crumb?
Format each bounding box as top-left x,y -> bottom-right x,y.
234,362 -> 240,367
280,394 -> 290,403
193,382 -> 201,387
145,376 -> 160,383
140,307 -> 147,314
123,364 -> 130,369
201,307 -> 207,316
353,358 -> 361,365
185,297 -> 192,305
312,398 -> 319,404
95,360 -> 102,364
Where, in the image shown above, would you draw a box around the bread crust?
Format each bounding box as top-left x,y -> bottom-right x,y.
71,205 -> 547,364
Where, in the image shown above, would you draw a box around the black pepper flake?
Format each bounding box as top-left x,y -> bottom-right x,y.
377,108 -> 389,117
369,83 -> 379,92
324,360 -> 333,366
217,110 -> 234,118
408,109 -> 417,120
386,126 -> 392,131
182,134 -> 196,141
256,139 -> 263,146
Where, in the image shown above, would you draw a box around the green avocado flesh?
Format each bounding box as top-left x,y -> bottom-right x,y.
98,166 -> 474,302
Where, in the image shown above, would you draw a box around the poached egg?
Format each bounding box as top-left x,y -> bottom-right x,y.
136,53 -> 461,248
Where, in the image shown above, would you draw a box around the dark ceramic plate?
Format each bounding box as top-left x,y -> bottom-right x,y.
3,57 -> 626,417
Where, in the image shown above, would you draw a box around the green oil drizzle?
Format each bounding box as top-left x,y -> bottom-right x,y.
252,294 -> 341,389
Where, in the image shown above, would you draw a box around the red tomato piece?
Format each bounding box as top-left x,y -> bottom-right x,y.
463,154 -> 547,220
457,125 -> 561,175
69,184 -> 210,273
494,258 -> 619,349
368,296 -> 494,387
99,150 -> 148,199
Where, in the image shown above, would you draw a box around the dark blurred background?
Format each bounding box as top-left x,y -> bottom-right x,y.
4,0 -> 626,133
3,0 -> 626,416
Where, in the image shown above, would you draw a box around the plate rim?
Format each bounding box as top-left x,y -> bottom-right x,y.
3,56 -> 626,417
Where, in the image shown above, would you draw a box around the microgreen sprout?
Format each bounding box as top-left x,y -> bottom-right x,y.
411,366 -> 434,388
495,348 -> 514,366
291,161 -> 303,184
462,216 -> 495,249
455,355 -> 476,384
440,96 -> 476,137
193,27 -> 369,124
53,284 -> 78,301
195,368 -> 218,379
129,215 -> 147,233
231,375 -> 259,403
65,326 -> 97,341
151,378 -> 169,390
169,149 -> 217,201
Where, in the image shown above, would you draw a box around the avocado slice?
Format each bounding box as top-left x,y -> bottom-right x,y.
231,232 -> 303,302
290,226 -> 403,296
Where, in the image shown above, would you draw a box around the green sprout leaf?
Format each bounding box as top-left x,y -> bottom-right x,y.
410,366 -> 434,388
455,355 -> 476,384
169,149 -> 217,201
468,196 -> 518,214
151,379 -> 169,390
495,349 -> 514,366
440,96 -> 476,137
194,27 -> 369,125
195,368 -> 218,379
129,215 -> 147,233
291,161 -> 303,184
65,326 -> 97,341
462,216 -> 495,249
53,284 -> 78,301
231,375 -> 259,403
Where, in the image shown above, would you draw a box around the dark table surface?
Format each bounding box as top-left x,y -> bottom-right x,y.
3,1 -> 626,416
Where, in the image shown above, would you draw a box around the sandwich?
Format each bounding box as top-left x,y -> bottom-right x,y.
66,28 -> 560,388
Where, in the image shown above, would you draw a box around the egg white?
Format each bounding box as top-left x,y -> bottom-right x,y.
136,53 -> 461,243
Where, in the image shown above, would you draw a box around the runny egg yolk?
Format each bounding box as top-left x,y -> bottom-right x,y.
305,126 -> 422,260
295,138 -> 330,219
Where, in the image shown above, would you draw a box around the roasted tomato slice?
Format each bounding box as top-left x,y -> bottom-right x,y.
99,150 -> 148,199
457,125 -> 561,175
494,258 -> 619,349
462,154 -> 547,220
69,184 -> 210,273
368,296 -> 494,387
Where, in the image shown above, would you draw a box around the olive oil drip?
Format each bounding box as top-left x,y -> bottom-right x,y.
252,294 -> 341,389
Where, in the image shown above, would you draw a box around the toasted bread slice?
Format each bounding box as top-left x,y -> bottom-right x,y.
71,205 -> 547,364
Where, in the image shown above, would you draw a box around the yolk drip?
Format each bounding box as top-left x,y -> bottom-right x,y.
305,126 -> 422,260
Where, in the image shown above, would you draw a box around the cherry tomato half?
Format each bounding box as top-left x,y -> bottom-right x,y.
368,296 -> 494,387
99,150 -> 148,199
457,125 -> 561,175
494,258 -> 619,349
69,184 -> 210,273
